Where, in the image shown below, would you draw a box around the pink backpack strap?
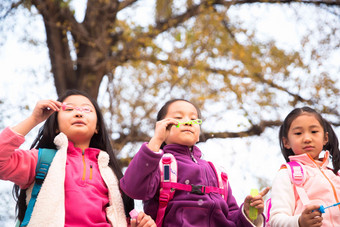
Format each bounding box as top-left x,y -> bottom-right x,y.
156,153 -> 177,227
265,162 -> 308,226
156,156 -> 229,227
284,161 -> 310,205
265,198 -> 272,226
208,161 -> 228,202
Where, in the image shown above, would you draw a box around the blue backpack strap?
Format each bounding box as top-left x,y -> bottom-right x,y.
21,148 -> 57,227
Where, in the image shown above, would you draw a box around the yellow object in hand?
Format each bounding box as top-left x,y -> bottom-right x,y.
249,189 -> 259,220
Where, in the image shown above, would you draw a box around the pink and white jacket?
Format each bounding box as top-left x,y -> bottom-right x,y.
0,127 -> 127,227
269,151 -> 340,227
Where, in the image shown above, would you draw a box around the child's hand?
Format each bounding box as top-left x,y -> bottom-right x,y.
130,211 -> 156,227
243,187 -> 270,220
31,100 -> 61,124
298,205 -> 323,227
12,99 -> 62,136
147,118 -> 178,152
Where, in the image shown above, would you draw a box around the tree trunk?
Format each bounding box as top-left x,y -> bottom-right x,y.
33,0 -> 119,99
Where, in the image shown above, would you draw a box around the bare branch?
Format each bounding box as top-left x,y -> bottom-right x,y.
111,120 -> 284,147
0,0 -> 24,20
214,0 -> 340,7
200,120 -> 283,141
118,0 -> 138,11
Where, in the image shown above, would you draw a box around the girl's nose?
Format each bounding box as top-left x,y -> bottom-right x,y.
303,134 -> 312,143
75,112 -> 84,118
184,120 -> 193,126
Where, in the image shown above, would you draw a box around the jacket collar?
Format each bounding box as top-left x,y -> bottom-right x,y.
289,150 -> 329,168
163,144 -> 202,159
67,141 -> 100,162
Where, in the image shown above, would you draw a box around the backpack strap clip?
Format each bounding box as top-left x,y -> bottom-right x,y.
289,162 -> 304,186
190,184 -> 205,195
35,162 -> 52,185
159,192 -> 171,205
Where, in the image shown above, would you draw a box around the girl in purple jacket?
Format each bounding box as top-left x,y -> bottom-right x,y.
120,99 -> 269,227
0,90 -> 155,227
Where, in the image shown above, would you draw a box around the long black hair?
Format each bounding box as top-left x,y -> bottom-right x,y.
13,89 -> 134,222
279,106 -> 340,173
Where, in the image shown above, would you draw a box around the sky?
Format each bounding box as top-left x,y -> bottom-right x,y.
0,1 -> 340,226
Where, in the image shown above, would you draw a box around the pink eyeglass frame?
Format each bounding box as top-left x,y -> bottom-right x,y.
61,102 -> 93,113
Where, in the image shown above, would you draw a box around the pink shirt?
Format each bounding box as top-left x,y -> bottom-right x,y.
0,127 -> 110,226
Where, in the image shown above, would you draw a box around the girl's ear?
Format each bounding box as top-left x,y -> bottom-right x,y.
282,137 -> 291,149
323,131 -> 329,145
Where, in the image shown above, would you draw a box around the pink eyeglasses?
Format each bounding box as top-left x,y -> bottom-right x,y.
61,103 -> 93,113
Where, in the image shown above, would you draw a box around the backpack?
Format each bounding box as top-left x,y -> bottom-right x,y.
20,148 -> 57,227
265,161 -> 308,227
155,153 -> 229,227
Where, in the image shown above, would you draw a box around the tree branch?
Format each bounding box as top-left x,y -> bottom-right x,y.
200,120 -> 283,141
215,0 -> 340,7
118,0 -> 138,11
126,52 -> 340,120
0,0 -> 24,19
111,120 -> 283,148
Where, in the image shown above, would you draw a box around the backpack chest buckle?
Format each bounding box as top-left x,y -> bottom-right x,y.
191,184 -> 205,195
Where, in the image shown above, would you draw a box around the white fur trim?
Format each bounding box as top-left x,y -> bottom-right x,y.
53,132 -> 69,150
98,151 -> 110,168
27,133 -> 68,227
98,151 -> 127,227
25,134 -> 126,227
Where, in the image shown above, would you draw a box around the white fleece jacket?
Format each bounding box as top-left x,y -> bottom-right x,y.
25,132 -> 127,227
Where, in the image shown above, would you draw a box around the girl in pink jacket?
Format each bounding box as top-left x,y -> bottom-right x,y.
269,107 -> 340,227
0,90 -> 155,227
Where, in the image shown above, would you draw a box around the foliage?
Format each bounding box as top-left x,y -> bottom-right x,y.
0,0 -> 340,225
0,0 -> 339,151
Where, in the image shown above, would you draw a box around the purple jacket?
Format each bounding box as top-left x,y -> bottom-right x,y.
120,143 -> 258,227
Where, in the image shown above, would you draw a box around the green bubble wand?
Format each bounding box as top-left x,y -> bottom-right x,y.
249,189 -> 259,221
176,119 -> 202,128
